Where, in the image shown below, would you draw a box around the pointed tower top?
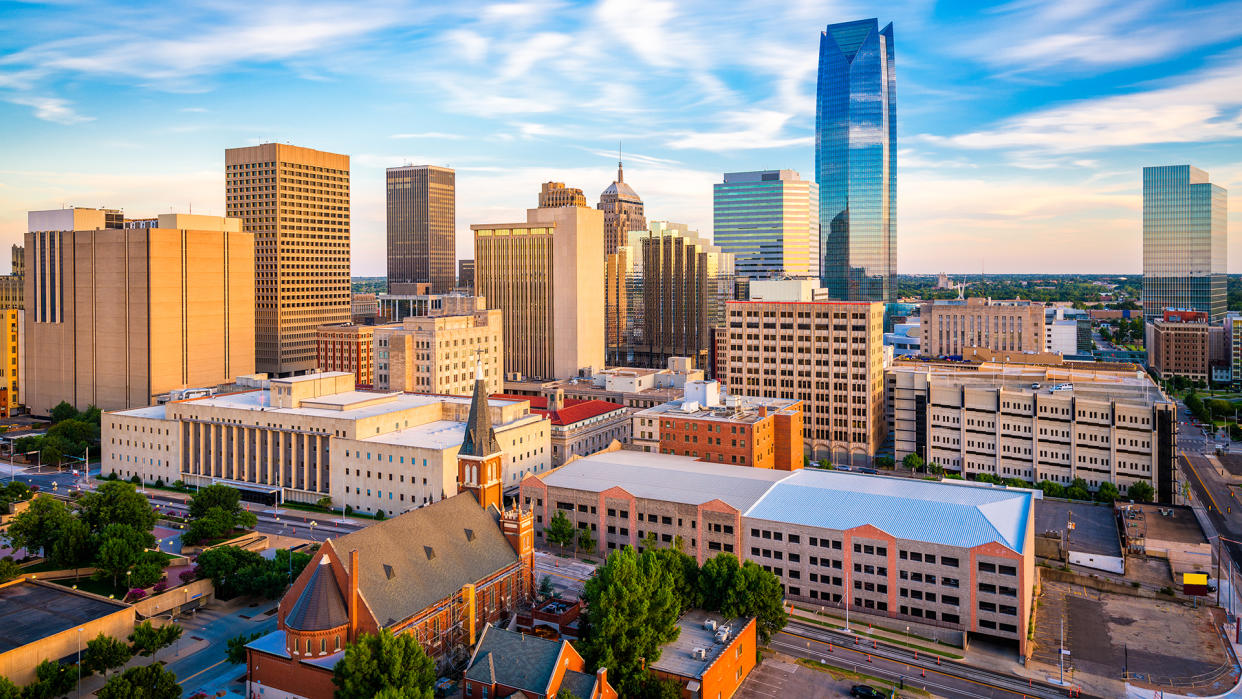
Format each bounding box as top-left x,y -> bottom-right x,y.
617,140 -> 624,182
461,356 -> 500,457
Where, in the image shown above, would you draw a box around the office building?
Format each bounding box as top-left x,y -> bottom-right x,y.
651,610 -> 757,699
226,143 -> 350,376
102,370 -> 552,508
26,210 -> 254,415
816,18 -> 897,303
504,357 -> 703,411
387,165 -> 456,294
376,292 -> 482,323
606,222 -> 734,370
494,389 -> 629,466
888,358 -> 1176,501
521,450 -> 1036,654
718,288 -> 885,466
1229,314 -> 1242,385
1142,165 -> 1227,322
596,160 -> 646,255
1044,306 -> 1091,356
713,170 -> 819,280
0,245 -> 22,310
458,259 -> 474,291
538,181 -> 588,208
1145,310 -> 1227,384
350,293 -> 378,324
631,380 -> 804,469
921,298 -> 1045,358
373,309 -> 503,395
473,206 -> 605,380
316,324 -> 377,386
0,310 -> 21,413
246,495 -> 535,699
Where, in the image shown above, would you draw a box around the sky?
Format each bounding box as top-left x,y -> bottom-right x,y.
3,0 -> 1242,276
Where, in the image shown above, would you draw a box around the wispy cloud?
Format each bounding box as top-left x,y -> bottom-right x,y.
7,96 -> 92,124
390,132 -> 463,140
666,110 -> 812,151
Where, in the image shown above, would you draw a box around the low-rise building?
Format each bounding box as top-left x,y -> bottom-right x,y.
462,624 -> 616,699
650,610 -> 756,699
922,298 -> 1045,358
350,293 -> 379,324
631,380 -> 803,470
1146,309 -> 1227,384
887,358 -> 1176,501
316,324 -> 376,387
504,356 -> 703,411
374,309 -> 503,396
521,450 -> 1037,655
494,390 -> 628,466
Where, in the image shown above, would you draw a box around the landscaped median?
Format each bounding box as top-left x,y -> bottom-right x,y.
787,604 -> 965,659
796,657 -> 933,697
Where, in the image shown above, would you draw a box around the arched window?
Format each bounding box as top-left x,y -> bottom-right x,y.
306,639 -> 312,655
321,638 -> 327,654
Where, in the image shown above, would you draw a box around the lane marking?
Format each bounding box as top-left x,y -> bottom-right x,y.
179,658 -> 227,684
1184,452 -> 1223,513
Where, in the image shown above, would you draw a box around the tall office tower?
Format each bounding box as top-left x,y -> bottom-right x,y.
226,144 -> 350,377
713,170 -> 819,280
538,182 -> 588,208
25,211 -> 255,415
0,245 -> 23,309
816,18 -> 896,303
472,206 -> 605,380
387,165 -> 456,294
597,160 -> 646,255
1142,165 -> 1227,322
606,222 -> 735,370
11,245 -> 23,278
458,259 -> 475,291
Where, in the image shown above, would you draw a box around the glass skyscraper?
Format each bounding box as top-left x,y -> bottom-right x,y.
713,170 -> 819,280
815,18 -> 896,303
1142,165 -> 1227,322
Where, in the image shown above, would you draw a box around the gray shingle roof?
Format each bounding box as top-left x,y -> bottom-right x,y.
286,558 -> 349,632
463,625 -> 563,694
332,494 -> 518,626
558,670 -> 599,698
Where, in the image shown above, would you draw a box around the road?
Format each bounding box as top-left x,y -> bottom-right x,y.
164,603 -> 278,696
1172,400 -> 1242,567
776,621 -> 1089,699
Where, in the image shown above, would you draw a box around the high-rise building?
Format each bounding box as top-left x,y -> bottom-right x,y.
458,259 -> 475,291
387,165 -> 456,294
606,222 -> 734,370
225,143 -> 350,377
921,298 -> 1045,357
0,309 -> 22,413
0,245 -> 23,310
816,18 -> 896,304
596,161 -> 645,255
473,206 -> 605,380
1142,165 -> 1227,322
713,170 -> 819,280
25,211 -> 254,415
538,181 -> 587,208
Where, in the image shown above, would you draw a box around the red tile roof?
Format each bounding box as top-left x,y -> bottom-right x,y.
491,394 -> 625,426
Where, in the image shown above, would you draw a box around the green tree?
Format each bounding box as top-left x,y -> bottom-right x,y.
84,633 -> 133,678
50,516 -> 93,573
722,559 -> 787,644
696,553 -> 740,612
928,461 -> 944,476
873,456 -> 894,469
538,575 -> 555,599
97,664 -> 181,699
5,494 -> 72,556
0,675 -> 18,699
1095,481 -> 1120,503
902,453 -> 924,471
332,629 -> 435,699
188,484 -> 242,519
374,509 -> 387,521
545,509 -> 575,554
128,551 -> 167,589
651,544 -> 699,611
31,660 -> 74,698
95,536 -> 139,590
129,621 -> 182,658
578,547 -> 680,697
1127,481 -> 1155,503
0,559 -> 19,583
1066,478 -> 1090,501
78,481 -> 156,535
1037,480 -> 1066,499
576,527 -> 595,555
226,632 -> 263,664
50,401 -> 78,424
316,496 -> 333,510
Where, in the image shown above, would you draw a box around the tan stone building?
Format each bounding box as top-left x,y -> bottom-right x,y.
374,309 -> 503,396
473,206 -> 604,380
538,181 -> 587,208
921,298 -> 1045,357
226,143 -> 350,377
0,246 -> 21,310
317,324 -> 376,386
718,296 -> 885,466
597,161 -> 645,255
102,371 -> 552,512
1145,310 -> 1227,383
888,358 -> 1177,501
25,210 -> 254,416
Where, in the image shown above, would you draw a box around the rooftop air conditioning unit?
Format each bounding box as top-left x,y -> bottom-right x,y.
692,648 -> 708,660
703,619 -> 717,631
715,629 -> 730,643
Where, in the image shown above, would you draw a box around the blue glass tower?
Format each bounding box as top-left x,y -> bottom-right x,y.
1142,165 -> 1227,322
816,18 -> 896,303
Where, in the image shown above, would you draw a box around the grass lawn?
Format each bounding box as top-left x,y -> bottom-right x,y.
53,576 -> 125,599
796,658 -> 933,697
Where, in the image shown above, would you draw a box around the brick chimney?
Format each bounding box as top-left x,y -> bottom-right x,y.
596,667 -> 608,689
759,405 -> 769,418
348,549 -> 360,642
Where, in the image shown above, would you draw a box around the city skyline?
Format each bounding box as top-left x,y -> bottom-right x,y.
3,1 -> 1242,274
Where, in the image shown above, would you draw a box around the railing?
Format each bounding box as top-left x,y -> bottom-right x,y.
1122,662 -> 1237,691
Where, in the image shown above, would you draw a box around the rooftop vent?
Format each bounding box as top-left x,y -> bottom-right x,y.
715,628 -> 730,643
464,528 -> 475,542
383,564 -> 395,580
424,546 -> 435,561
692,648 -> 708,660
703,619 -> 717,631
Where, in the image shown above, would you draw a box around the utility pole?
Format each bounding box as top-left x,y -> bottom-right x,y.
1059,617 -> 1066,686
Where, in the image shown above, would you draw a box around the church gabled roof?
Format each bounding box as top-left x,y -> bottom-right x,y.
285,558 -> 349,632
460,360 -> 501,457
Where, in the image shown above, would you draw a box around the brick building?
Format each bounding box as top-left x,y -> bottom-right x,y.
494,390 -> 629,466
462,624 -> 616,698
316,323 -> 376,386
1146,309 -> 1227,384
650,610 -> 756,699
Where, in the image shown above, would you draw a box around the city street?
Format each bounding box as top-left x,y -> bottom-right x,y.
166,603 -> 278,697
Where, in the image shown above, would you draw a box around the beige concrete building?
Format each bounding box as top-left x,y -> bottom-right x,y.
1145,310 -> 1226,383
473,206 -> 604,380
25,210 -> 254,416
374,309 -> 503,396
538,181 -> 587,208
226,143 -> 350,376
718,294 -> 885,466
888,358 -> 1177,501
504,357 -> 703,411
375,293 -> 483,323
316,324 -> 376,386
921,298 -> 1045,357
103,371 -> 552,513
495,388 -> 629,466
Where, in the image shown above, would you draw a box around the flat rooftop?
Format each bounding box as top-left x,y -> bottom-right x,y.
894,360 -> 1169,407
651,610 -> 751,680
118,390 -> 525,423
636,396 -> 800,424
0,581 -> 130,653
1127,504 -> 1207,546
1035,500 -> 1121,558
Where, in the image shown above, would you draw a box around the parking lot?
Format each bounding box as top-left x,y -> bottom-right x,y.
736,658 -> 846,699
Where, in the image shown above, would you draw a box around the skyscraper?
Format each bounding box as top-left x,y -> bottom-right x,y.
225,143 -> 350,376
815,18 -> 896,303
713,170 -> 819,280
538,181 -> 587,208
1142,165 -> 1227,322
387,165 -> 456,294
597,161 -> 646,255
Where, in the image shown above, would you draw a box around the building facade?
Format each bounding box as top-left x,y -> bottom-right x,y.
316,324 -> 376,387
25,211 -> 254,415
458,259 -> 474,292
473,206 -> 604,380
1146,310 -> 1227,384
373,309 -> 503,396
376,293 -> 482,323
596,161 -> 645,255
713,170 -> 819,280
0,310 -> 21,413
888,359 -> 1177,501
226,143 -> 350,376
816,18 -> 897,304
387,165 -> 456,294
921,298 -> 1045,358
1142,165 -> 1227,322
718,295 -> 885,466
606,222 -> 734,370
538,181 -> 588,208
495,390 -> 629,466
504,357 -> 703,411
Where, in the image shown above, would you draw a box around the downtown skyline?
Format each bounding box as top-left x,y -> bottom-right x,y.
3,0 -> 1242,275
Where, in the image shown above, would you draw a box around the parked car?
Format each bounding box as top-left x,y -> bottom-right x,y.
850,685 -> 886,699
857,467 -> 878,475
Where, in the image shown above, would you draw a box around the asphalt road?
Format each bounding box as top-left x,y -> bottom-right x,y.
165,603 -> 278,696
1172,401 -> 1242,567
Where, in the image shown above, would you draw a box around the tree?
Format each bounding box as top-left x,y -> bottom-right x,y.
928,462 -> 944,476
1037,480 -> 1066,499
332,629 -> 435,699
316,496 -> 333,510
723,560 -> 787,644
873,456 -> 894,469
196,546 -> 302,599
1127,481 -> 1155,503
5,494 -> 73,556
188,484 -> 242,519
94,523 -> 156,590
129,621 -> 182,658
31,660 -> 75,698
185,486 -> 257,544
0,559 -> 19,583
128,551 -> 168,589
374,509 -> 387,521
84,633 -> 133,677
1095,481 -> 1120,503
576,527 -> 595,555
1066,478 -> 1090,501
902,453 -> 924,472
78,481 -> 156,535
226,632 -> 263,664
0,675 -> 17,699
50,401 -> 78,424
97,664 -> 181,699
651,544 -> 699,611
50,516 -> 93,573
545,510 -> 575,555
696,553 -> 740,612
538,575 -> 555,599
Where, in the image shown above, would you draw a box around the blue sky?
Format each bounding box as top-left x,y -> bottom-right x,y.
3,0 -> 1242,275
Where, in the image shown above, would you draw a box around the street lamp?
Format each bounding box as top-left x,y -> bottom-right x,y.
309,520 -> 318,541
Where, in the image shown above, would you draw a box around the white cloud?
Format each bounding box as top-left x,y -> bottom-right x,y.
390,132 -> 464,140
7,96 -> 92,124
666,110 -> 812,151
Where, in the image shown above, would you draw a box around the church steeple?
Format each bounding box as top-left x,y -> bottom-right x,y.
458,357 -> 503,512
461,358 -> 500,457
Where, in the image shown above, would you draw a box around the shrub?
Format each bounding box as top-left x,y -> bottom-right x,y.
155,479 -> 164,488
1159,586 -> 1175,596
128,475 -> 141,485
153,580 -> 169,593
179,569 -> 197,584
126,588 -> 147,602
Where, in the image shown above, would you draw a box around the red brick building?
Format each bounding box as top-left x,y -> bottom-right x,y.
461,624 -> 617,698
316,323 -> 377,387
